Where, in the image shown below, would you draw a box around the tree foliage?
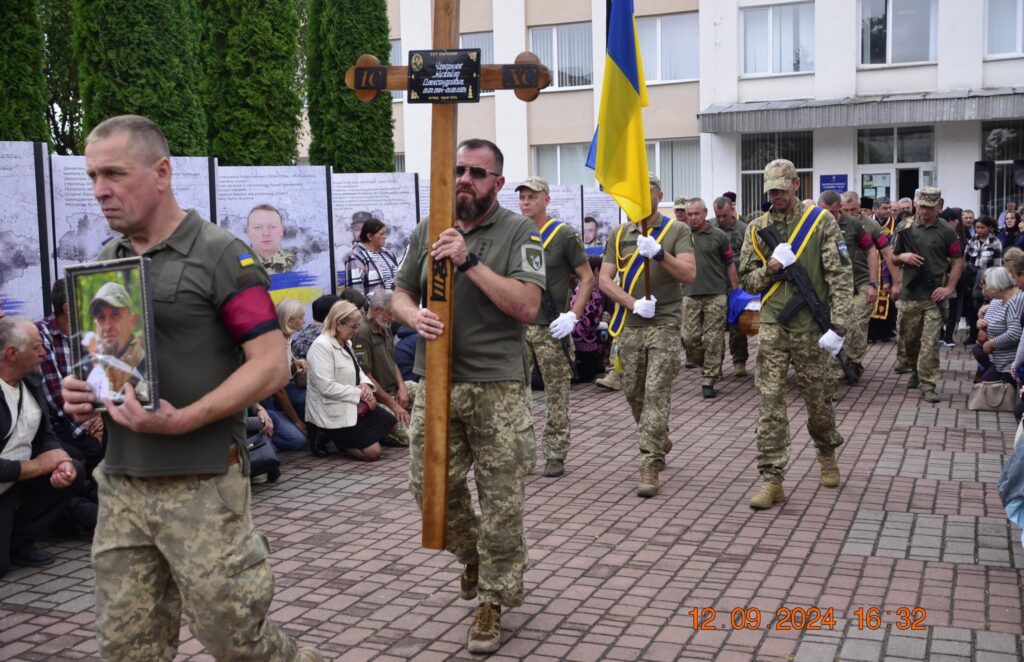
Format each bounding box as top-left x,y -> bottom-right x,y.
201,0 -> 301,165
307,0 -> 394,172
74,0 -> 207,155
41,0 -> 83,154
0,0 -> 49,143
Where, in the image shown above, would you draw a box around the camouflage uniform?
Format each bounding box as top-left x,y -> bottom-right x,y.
717,217 -> 750,368
681,295 -> 727,385
739,194 -> 852,483
102,336 -> 147,397
525,325 -> 573,461
255,248 -> 296,275
618,323 -> 682,470
897,299 -> 944,387
407,381 -> 534,607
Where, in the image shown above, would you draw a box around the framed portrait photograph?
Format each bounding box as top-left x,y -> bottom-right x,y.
64,256 -> 159,411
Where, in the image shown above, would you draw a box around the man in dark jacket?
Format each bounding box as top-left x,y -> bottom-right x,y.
0,317 -> 83,576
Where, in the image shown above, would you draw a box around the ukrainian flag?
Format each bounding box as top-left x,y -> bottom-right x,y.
585,0 -> 650,224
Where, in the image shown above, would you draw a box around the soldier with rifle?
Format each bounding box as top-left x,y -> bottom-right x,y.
517,177 -> 594,478
892,187 -> 963,403
739,159 -> 853,510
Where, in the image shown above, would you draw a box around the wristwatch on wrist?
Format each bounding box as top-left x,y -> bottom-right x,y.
652,248 -> 666,262
457,252 -> 480,272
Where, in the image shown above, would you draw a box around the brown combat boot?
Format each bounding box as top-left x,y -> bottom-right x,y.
467,603 -> 501,654
637,466 -> 660,498
817,451 -> 840,488
460,563 -> 479,600
734,363 -> 748,377
749,480 -> 785,509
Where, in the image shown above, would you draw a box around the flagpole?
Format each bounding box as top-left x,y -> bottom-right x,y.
641,217 -> 651,295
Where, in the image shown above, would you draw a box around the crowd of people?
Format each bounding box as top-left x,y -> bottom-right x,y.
2,113 -> 1022,658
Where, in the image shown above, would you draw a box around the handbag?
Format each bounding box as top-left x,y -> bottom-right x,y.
246,433 -> 281,482
967,381 -> 1017,412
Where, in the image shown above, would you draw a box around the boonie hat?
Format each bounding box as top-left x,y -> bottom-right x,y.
762,159 -> 798,193
914,186 -> 942,208
89,282 -> 132,317
515,176 -> 550,195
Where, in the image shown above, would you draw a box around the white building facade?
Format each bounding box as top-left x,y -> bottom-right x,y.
698,0 -> 1024,217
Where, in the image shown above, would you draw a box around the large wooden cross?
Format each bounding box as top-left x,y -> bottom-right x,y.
345,0 -> 550,550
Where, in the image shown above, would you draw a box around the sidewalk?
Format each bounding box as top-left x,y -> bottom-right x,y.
1,337 -> 1022,661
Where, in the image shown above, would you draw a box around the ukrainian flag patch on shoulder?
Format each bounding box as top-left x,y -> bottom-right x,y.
239,253 -> 255,267
530,232 -> 541,243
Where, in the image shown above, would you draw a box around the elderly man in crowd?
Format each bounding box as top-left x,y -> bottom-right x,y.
353,289 -> 413,447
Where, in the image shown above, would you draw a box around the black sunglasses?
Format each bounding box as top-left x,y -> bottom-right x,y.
455,165 -> 501,180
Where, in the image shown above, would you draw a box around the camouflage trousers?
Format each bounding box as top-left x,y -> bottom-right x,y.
619,322 -> 682,471
895,305 -> 908,369
380,381 -> 421,446
832,287 -> 873,380
92,460 -> 299,661
898,298 -> 943,391
755,324 -> 844,481
729,329 -> 749,366
525,324 -> 573,461
681,295 -> 727,385
407,380 -> 535,608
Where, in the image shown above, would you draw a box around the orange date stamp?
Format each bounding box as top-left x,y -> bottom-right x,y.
688,607 -> 927,631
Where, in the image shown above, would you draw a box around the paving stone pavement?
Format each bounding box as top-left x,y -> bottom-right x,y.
1,336 -> 1023,660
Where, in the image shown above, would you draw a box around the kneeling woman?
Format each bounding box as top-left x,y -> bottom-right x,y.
306,301 -> 396,460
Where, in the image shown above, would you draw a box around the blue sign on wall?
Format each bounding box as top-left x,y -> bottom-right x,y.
820,174 -> 848,193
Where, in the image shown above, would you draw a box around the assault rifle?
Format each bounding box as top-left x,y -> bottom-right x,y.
898,227 -> 948,320
540,292 -> 580,381
757,224 -> 859,386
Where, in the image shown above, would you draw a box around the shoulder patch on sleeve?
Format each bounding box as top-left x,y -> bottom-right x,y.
836,240 -> 851,263
522,244 -> 545,275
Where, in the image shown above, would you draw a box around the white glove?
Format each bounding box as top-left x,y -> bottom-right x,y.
771,243 -> 796,269
632,296 -> 657,319
636,234 -> 662,258
818,329 -> 845,357
549,311 -> 578,339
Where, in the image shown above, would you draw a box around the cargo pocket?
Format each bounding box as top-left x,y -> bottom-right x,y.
223,532 -> 271,577
213,464 -> 250,516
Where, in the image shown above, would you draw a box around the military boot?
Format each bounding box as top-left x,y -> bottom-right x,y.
817,451 -> 840,488
637,466 -> 660,498
749,480 -> 785,509
543,458 -> 564,477
460,563 -> 479,600
734,363 -> 748,377
906,374 -> 920,389
467,604 -> 501,654
595,371 -> 621,390
920,389 -> 940,403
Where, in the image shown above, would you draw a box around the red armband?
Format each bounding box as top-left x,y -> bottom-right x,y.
948,239 -> 963,258
218,284 -> 278,344
873,234 -> 890,250
857,232 -> 874,250
723,246 -> 735,261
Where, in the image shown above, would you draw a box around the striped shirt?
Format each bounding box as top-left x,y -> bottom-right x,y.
985,292 -> 1024,372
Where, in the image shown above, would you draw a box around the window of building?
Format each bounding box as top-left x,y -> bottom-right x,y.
461,31 -> 495,93
981,120 -> 1024,217
740,132 -> 813,215
645,139 -> 700,202
987,0 -> 1024,56
534,143 -> 595,186
860,0 -> 937,65
390,40 -> 403,101
742,3 -> 815,75
857,126 -> 934,164
530,22 -> 593,89
636,13 -> 699,81
394,153 -> 405,173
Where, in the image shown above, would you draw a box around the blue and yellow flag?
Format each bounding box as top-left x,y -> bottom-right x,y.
585,0 -> 650,224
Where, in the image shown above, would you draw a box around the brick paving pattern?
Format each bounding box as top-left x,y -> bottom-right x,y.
1,338 -> 1023,660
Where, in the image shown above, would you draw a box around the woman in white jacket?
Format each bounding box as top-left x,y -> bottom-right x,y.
305,301 -> 395,460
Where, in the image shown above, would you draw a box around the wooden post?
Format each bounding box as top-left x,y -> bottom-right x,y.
345,0 -> 550,550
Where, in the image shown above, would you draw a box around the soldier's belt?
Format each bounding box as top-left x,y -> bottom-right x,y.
145,445 -> 239,482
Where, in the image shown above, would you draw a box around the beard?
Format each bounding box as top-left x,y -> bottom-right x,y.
456,188 -> 496,222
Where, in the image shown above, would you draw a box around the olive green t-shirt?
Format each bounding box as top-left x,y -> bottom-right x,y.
97,210 -> 277,476
837,214 -> 886,290
683,223 -> 733,297
395,204 -> 546,382
893,217 -> 962,301
352,319 -> 399,396
738,204 -> 854,333
531,219 -> 588,325
602,216 -> 694,326
715,217 -> 748,255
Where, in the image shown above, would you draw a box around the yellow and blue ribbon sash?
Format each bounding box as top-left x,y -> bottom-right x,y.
608,217 -> 675,337
750,205 -> 826,305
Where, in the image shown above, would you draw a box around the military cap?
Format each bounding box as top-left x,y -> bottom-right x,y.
649,173 -> 662,190
89,282 -> 132,317
673,196 -> 688,210
515,176 -> 550,194
914,186 -> 942,208
762,159 -> 798,193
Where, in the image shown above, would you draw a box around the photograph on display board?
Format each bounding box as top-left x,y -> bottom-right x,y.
65,257 -> 158,411
216,166 -> 332,309
582,188 -> 622,256
331,172 -> 418,293
51,155 -> 214,278
0,142 -> 48,320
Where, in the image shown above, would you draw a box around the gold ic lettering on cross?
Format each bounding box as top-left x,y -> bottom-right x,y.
344,0 -> 550,551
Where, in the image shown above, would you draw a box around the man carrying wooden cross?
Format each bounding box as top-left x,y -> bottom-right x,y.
392,139 -> 545,654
